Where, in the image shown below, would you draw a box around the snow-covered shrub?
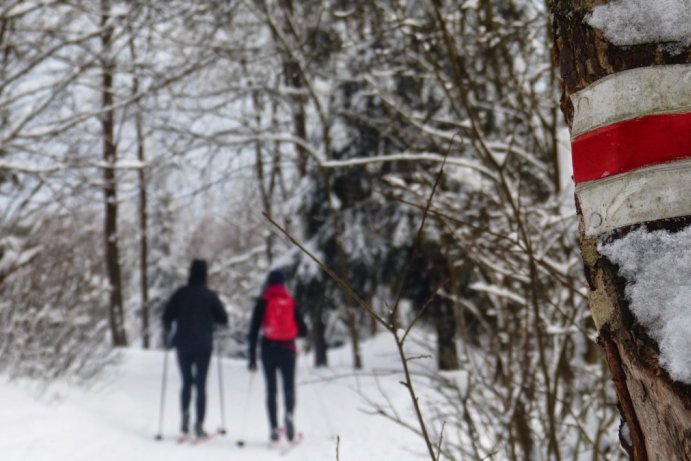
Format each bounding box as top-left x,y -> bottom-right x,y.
0,212 -> 114,381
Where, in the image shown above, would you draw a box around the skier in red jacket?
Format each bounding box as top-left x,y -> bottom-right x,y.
248,269 -> 308,442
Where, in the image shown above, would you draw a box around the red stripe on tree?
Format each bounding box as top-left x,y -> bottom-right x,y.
571,112 -> 691,184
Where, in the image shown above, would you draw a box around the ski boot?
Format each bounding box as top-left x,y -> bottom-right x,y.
270,427 -> 280,442
194,422 -> 209,439
285,412 -> 295,441
181,411 -> 190,435
176,412 -> 191,444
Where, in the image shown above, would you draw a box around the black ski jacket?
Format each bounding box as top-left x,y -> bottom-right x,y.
163,261 -> 228,352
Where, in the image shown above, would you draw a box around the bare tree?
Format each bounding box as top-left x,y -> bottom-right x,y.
127,19 -> 150,349
100,0 -> 128,347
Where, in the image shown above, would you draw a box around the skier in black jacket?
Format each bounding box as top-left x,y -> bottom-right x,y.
248,269 -> 308,442
163,259 -> 228,438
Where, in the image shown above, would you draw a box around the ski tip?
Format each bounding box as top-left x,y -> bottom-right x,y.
191,436 -> 211,445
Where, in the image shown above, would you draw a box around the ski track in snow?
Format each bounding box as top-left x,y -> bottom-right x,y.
0,335 -> 431,461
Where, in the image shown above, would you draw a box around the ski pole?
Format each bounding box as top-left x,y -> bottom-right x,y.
236,371 -> 256,447
155,347 -> 169,440
216,338 -> 227,435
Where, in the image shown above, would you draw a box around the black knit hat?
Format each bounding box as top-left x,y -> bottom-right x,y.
266,269 -> 286,285
188,259 -> 208,285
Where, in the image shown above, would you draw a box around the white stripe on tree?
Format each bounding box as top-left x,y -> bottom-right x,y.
570,64 -> 691,137
576,159 -> 691,237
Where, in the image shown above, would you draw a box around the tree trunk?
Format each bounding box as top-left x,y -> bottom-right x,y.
434,302 -> 459,371
136,118 -> 149,349
345,305 -> 362,369
368,290 -> 377,336
552,2 -> 691,459
278,0 -> 308,177
253,90 -> 276,262
312,307 -> 328,367
129,27 -> 149,349
101,0 -> 127,347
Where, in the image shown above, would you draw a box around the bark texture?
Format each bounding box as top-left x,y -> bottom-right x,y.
135,97 -> 149,349
312,307 -> 328,367
434,302 -> 459,371
101,0 -> 127,347
552,2 -> 691,460
129,29 -> 149,349
278,0 -> 309,177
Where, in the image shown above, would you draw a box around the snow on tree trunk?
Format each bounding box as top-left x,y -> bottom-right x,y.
552,1 -> 691,459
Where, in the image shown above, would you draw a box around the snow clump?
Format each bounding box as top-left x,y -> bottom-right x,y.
586,0 -> 691,46
599,226 -> 691,384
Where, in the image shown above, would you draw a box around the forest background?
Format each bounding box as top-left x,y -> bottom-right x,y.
0,1 -> 625,460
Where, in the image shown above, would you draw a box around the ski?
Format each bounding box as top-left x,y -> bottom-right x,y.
173,432 -> 216,445
190,433 -> 215,445
278,431 -> 304,456
268,439 -> 281,450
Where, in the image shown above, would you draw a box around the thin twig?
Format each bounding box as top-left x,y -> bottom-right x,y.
402,278 -> 450,344
391,135 -> 455,325
262,212 -> 390,331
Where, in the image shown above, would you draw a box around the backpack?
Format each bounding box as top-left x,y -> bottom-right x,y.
262,285 -> 298,341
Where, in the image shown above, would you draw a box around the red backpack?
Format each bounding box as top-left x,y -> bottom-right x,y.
262,285 -> 298,341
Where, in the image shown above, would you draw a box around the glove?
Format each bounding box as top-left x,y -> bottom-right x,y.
296,338 -> 310,354
248,359 -> 257,372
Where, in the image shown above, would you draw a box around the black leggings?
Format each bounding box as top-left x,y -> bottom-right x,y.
261,344 -> 296,429
176,347 -> 212,425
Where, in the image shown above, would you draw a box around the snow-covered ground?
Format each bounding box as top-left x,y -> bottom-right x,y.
0,335 -> 433,461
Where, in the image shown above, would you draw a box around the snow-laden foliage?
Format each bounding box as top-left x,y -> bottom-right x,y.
0,212 -> 114,381
237,1 -> 622,459
0,0 -> 625,459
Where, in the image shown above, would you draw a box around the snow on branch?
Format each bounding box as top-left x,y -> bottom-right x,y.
469,281 -> 527,306
0,159 -> 148,175
320,152 -> 495,178
210,245 -> 267,274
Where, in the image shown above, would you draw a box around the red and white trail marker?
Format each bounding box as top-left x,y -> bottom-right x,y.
570,64 -> 691,236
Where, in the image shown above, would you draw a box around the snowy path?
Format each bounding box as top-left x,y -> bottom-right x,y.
0,336 -> 432,461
